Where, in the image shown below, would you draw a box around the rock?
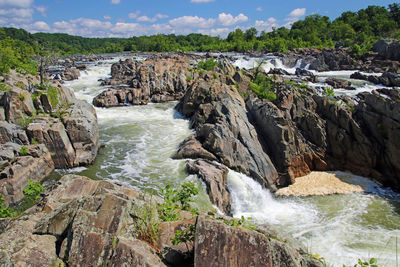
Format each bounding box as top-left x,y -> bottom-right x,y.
176,79 -> 278,189
96,54 -> 192,106
62,67 -> 80,81
0,144 -> 54,205
63,100 -> 100,166
268,68 -> 290,75
27,118 -> 75,168
186,160 -> 231,214
373,39 -> 400,61
194,216 -> 322,267
295,68 -> 316,82
3,89 -> 35,124
173,135 -> 216,161
325,77 -> 352,89
381,72 -> 400,87
0,121 -> 29,145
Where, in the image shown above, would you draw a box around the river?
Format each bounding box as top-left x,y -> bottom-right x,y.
62,54 -> 400,266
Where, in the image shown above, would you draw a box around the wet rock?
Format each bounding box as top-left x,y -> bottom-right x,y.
325,77 -> 352,89
186,160 -> 231,214
194,216 -> 322,267
63,100 -> 100,166
295,68 -> 316,82
173,135 -> 216,161
62,67 -> 80,81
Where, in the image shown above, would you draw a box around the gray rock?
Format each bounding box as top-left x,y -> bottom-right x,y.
373,39 -> 400,61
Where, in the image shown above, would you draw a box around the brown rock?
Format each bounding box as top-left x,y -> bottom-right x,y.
194,216 -> 322,267
186,160 -> 231,214
173,135 -> 216,161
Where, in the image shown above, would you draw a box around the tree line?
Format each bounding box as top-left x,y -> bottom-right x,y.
1,3 -> 399,75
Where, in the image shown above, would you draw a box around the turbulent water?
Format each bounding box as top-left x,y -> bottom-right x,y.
62,55 -> 400,267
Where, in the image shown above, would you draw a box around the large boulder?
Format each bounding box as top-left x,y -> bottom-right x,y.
62,67 -> 80,81
373,39 -> 400,61
194,216 -> 322,267
0,144 -> 54,205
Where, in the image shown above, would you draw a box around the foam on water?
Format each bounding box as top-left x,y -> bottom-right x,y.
228,169 -> 400,266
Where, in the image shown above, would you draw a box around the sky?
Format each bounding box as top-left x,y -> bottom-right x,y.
0,0 -> 397,38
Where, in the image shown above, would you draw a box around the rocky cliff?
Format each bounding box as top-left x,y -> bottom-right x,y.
0,71 -> 99,206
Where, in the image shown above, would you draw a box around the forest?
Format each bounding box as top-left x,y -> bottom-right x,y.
0,3 -> 399,75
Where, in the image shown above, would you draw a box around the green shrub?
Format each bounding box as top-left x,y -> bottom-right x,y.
31,139 -> 39,145
0,82 -> 11,91
19,145 -> 28,156
344,258 -> 378,267
322,87 -> 335,97
19,93 -> 26,101
248,73 -> 277,102
23,179 -> 43,203
198,58 -> 218,71
186,76 -> 193,82
172,224 -> 196,251
0,194 -> 16,218
47,86 -> 60,107
158,182 -> 199,221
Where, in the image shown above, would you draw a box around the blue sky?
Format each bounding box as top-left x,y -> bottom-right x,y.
0,0 -> 397,37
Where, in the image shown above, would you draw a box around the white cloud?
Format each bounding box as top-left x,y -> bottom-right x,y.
0,0 -> 33,8
128,11 -> 141,19
169,16 -> 216,28
137,13 -> 168,23
256,7 -> 263,12
111,0 -> 120,4
289,8 -> 306,18
218,13 -> 247,26
255,17 -> 278,32
190,0 -> 215,3
30,21 -> 50,31
35,6 -> 47,17
198,27 -> 230,36
104,15 -> 112,20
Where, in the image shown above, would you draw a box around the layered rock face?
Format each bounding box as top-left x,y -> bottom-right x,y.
0,71 -> 99,205
93,54 -> 197,107
176,79 -> 278,189
0,175 -> 323,267
373,39 -> 400,61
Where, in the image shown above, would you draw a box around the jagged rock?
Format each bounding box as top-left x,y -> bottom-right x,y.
295,68 -> 316,82
325,77 -> 352,89
350,71 -> 400,87
0,121 -> 29,145
186,160 -> 231,214
62,67 -> 80,81
194,216 -> 322,267
176,79 -> 278,189
0,144 -> 54,205
63,100 -> 100,166
173,135 -> 216,161
27,118 -> 75,168
95,54 -> 192,107
373,39 -> 400,61
268,68 -> 290,75
3,89 -> 35,124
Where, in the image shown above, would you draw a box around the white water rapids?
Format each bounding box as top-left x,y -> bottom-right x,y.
62,55 -> 400,266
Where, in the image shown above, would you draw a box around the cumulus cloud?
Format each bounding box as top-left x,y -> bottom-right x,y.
198,27 -> 230,36
256,7 -> 263,12
218,13 -> 247,26
128,11 -> 141,19
104,15 -> 112,20
0,0 -> 33,8
254,17 -> 278,32
111,0 -> 120,4
289,8 -> 306,17
169,15 -> 216,28
190,0 -> 215,3
137,13 -> 168,23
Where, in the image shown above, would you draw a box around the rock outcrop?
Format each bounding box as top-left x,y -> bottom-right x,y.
373,39 -> 400,61
0,175 -> 324,267
176,79 -> 278,189
93,54 -> 198,107
350,71 -> 400,87
0,71 -> 99,205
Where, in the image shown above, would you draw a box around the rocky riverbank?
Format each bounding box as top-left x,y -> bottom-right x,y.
0,174 -> 323,267
0,71 -> 99,206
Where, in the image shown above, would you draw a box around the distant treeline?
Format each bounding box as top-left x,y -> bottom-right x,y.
1,3 -> 399,74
